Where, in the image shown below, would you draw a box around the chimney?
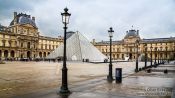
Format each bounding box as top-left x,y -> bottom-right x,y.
126,31 -> 128,34
14,12 -> 17,25
136,30 -> 139,35
32,17 -> 35,22
14,12 -> 17,18
92,39 -> 96,44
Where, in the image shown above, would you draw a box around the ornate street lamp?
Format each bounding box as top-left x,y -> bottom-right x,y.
135,40 -> 139,72
165,46 -> 168,63
160,46 -> 162,64
107,27 -> 114,82
150,44 -> 153,67
174,42 -> 175,61
154,48 -> 157,66
144,44 -> 147,68
59,7 -> 71,94
157,49 -> 159,65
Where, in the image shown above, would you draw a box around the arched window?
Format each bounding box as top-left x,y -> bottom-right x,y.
27,42 -> 30,49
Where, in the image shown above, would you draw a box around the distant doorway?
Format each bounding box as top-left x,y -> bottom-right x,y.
11,50 -> 15,58
21,54 -> 23,58
4,50 -> 8,58
44,52 -> 46,58
129,53 -> 132,60
27,51 -> 31,58
39,52 -> 42,58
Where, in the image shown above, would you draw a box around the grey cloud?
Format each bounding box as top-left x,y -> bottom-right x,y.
0,0 -> 175,41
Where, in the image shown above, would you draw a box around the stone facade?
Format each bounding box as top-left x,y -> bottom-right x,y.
0,12 -> 63,60
93,29 -> 175,61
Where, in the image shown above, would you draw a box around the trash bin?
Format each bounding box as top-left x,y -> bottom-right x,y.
115,68 -> 122,83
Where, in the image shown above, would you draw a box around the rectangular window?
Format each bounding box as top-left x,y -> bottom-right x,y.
45,44 -> 47,49
3,41 -> 5,47
41,44 -> 43,49
21,43 -> 23,48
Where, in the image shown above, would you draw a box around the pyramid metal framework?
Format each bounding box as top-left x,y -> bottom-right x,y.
46,32 -> 107,62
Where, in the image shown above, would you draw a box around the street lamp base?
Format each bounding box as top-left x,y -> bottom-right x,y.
135,69 -> 139,72
59,87 -> 70,94
107,75 -> 113,82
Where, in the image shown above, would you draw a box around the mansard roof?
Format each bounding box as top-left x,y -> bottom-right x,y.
141,37 -> 175,43
10,13 -> 37,28
124,29 -> 140,39
95,37 -> 175,45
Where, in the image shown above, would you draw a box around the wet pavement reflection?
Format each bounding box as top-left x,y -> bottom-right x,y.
0,61 -> 174,98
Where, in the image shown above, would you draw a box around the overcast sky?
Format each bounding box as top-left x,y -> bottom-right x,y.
0,0 -> 175,41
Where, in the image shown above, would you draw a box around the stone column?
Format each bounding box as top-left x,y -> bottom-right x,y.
1,50 -> 4,60
14,51 -> 17,58
8,51 -> 10,58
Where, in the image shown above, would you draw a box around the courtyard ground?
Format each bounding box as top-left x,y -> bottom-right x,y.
0,61 -> 174,98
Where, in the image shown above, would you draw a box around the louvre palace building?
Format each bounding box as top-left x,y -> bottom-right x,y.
0,12 -> 175,61
0,12 -> 63,60
93,29 -> 175,61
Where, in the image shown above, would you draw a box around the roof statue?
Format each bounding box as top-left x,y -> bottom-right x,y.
46,31 -> 107,62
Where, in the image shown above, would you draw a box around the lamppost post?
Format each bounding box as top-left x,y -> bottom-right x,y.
144,44 -> 147,68
135,40 -> 139,72
158,49 -> 159,65
107,27 -> 114,82
174,42 -> 175,61
150,44 -> 153,67
154,48 -> 157,66
160,47 -> 162,64
166,46 -> 167,63
59,7 -> 71,94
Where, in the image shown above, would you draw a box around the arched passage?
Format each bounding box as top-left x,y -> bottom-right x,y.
11,50 -> 15,58
44,52 -> 46,58
48,52 -> 50,55
21,54 -> 23,58
4,50 -> 8,58
39,52 -> 42,58
0,50 -> 2,58
27,51 -> 31,58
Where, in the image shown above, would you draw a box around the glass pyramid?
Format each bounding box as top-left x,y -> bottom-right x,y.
46,31 -> 107,62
